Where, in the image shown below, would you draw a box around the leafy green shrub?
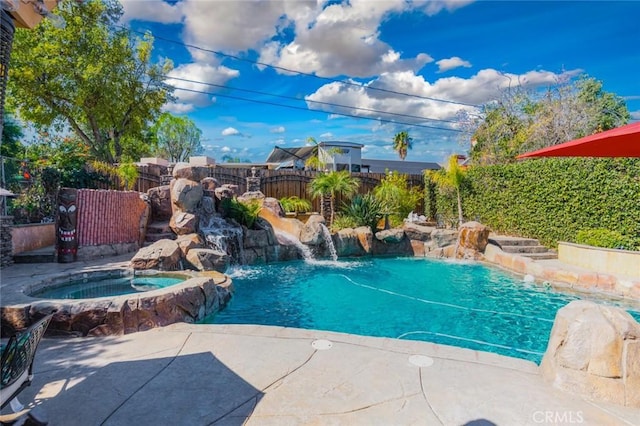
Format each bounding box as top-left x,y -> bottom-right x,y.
373,171 -> 423,225
11,181 -> 55,224
458,158 -> 640,248
279,196 -> 312,213
575,229 -> 638,250
330,215 -> 359,232
221,198 -> 262,229
339,193 -> 383,232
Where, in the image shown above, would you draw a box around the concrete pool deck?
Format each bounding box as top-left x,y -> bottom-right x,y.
1,255 -> 640,425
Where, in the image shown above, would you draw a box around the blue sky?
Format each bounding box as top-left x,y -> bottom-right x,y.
120,0 -> 640,164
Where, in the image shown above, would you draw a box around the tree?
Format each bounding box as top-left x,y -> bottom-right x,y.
308,170 -> 359,225
152,113 -> 203,162
373,171 -> 423,227
392,131 -> 412,161
470,75 -> 630,164
304,136 -> 343,171
8,0 -> 173,163
1,112 -> 26,189
429,155 -> 466,227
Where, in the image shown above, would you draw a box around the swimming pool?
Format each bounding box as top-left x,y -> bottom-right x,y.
205,257 -> 640,363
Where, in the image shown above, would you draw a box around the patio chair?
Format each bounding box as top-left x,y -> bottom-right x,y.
0,315 -> 52,417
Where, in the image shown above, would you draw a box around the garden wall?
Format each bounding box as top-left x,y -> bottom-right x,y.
449,158 -> 640,247
558,242 -> 640,279
10,222 -> 55,254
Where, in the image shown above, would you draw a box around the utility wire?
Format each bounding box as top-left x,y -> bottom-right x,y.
121,25 -> 481,108
166,84 -> 462,132
164,74 -> 460,125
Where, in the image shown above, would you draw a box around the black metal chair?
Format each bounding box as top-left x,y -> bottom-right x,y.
0,315 -> 52,413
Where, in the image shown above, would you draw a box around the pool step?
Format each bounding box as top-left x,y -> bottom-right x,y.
488,236 -> 557,260
145,221 -> 176,244
13,245 -> 56,263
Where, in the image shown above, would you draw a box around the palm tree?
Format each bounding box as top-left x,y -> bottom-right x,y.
429,155 -> 466,227
308,170 -> 360,225
392,131 -> 413,161
304,137 -> 343,171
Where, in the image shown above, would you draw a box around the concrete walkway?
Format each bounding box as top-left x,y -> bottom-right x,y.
3,324 -> 640,425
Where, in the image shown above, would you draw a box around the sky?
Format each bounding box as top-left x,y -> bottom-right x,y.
120,0 -> 640,165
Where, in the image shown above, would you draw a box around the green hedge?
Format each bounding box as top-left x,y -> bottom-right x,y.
452,158 -> 640,248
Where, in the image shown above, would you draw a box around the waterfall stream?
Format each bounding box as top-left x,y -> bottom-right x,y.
200,214 -> 245,264
320,224 -> 338,261
275,230 -> 314,261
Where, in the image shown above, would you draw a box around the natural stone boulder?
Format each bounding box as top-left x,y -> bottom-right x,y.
147,185 -> 172,221
424,245 -> 456,259
171,178 -> 203,213
354,226 -> 373,253
170,211 -> 198,235
130,239 -> 182,270
430,229 -> 458,247
403,222 -> 435,242
175,233 -> 204,257
244,228 -> 271,249
200,177 -> 219,196
172,162 -> 210,182
214,184 -> 238,202
261,197 -> 285,217
375,228 -> 405,243
458,221 -> 490,252
541,300 -> 640,408
200,196 -> 216,217
186,248 -> 230,273
237,191 -> 265,204
300,214 -> 326,245
334,228 -> 368,257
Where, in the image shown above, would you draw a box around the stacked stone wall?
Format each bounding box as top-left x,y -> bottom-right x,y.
0,215 -> 13,267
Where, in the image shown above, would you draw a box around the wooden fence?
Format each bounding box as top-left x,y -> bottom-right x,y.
129,167 -> 426,214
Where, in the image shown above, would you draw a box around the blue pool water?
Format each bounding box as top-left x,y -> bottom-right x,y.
205,257 -> 640,363
32,275 -> 185,299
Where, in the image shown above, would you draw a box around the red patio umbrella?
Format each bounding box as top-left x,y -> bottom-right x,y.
517,121 -> 640,158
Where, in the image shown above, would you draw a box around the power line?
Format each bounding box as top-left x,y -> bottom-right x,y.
121,25 -> 481,109
165,84 -> 462,132
163,74 -> 460,125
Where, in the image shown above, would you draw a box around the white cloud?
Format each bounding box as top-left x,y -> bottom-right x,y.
258,1 -> 434,77
320,132 -> 333,139
180,1 -> 319,53
221,127 -> 241,136
120,0 -> 183,24
270,126 -> 286,133
415,0 -> 476,16
165,62 -> 239,111
630,110 -> 640,121
305,68 -> 580,126
436,57 -> 472,73
162,102 -> 194,114
221,146 -> 232,153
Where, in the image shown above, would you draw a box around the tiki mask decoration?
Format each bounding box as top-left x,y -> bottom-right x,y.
57,188 -> 78,263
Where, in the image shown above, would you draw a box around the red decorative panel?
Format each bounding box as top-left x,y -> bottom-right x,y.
76,190 -> 147,246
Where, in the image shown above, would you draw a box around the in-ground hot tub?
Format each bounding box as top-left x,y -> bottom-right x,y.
1,269 -> 233,337
30,271 -> 187,299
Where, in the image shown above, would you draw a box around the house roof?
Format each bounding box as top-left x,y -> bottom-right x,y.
265,146 -> 316,163
361,159 -> 441,174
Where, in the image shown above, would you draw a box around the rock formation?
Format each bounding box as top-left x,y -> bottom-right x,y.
541,300 -> 640,407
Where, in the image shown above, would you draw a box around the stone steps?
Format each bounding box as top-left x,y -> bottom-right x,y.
145,221 -> 176,244
488,235 -> 557,260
